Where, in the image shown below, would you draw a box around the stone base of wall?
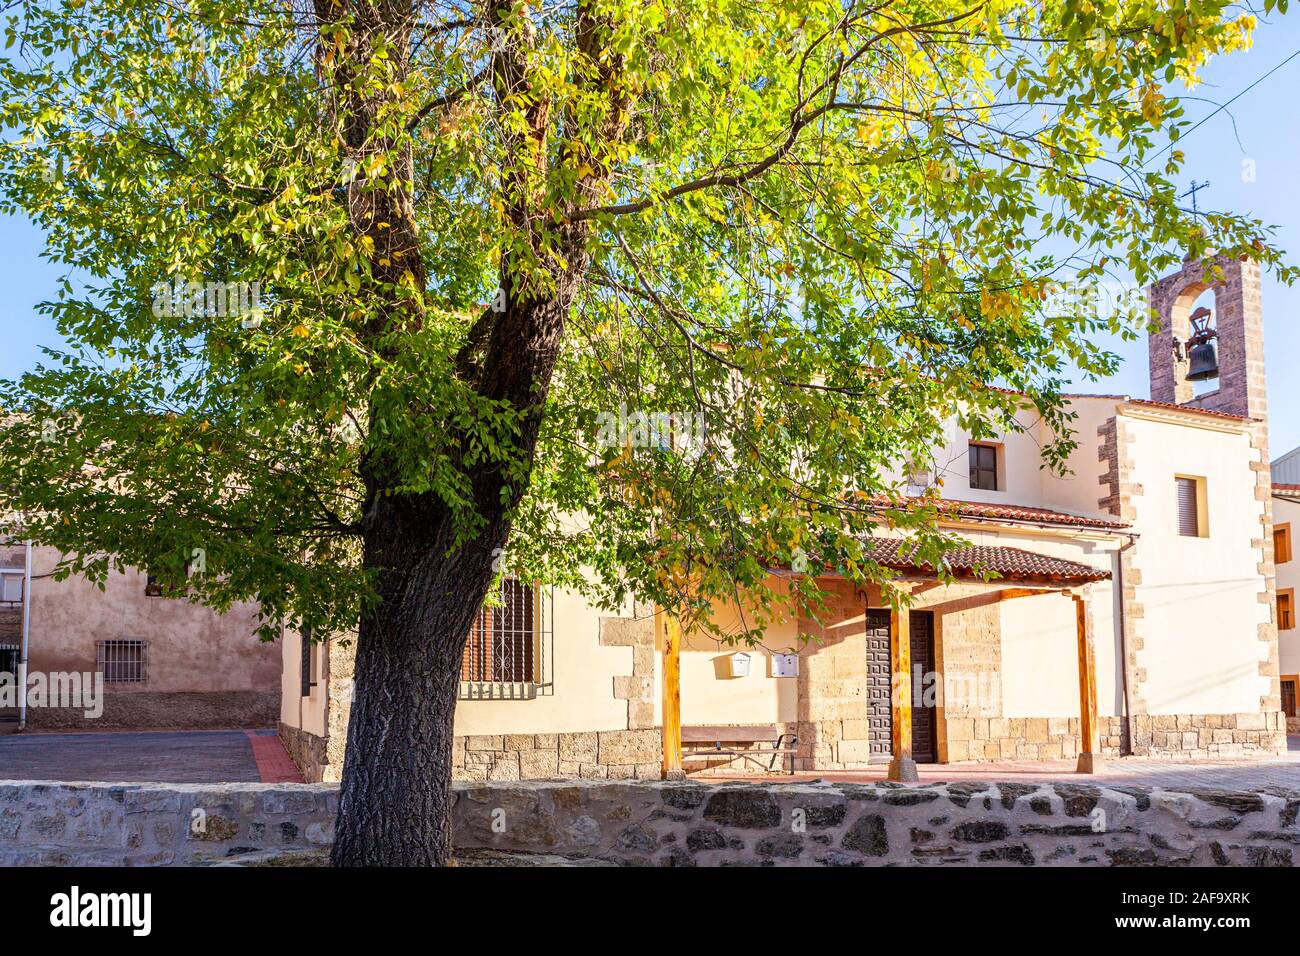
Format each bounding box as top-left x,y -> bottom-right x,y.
279,722 -> 330,784
947,717 -> 1085,763
943,712 -> 1286,764
23,691 -> 279,731
796,719 -> 880,770
455,779 -> 1300,867
454,729 -> 662,781
1287,716 -> 1300,735
1106,712 -> 1288,759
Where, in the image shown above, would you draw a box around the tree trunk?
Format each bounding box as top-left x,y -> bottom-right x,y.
330,495 -> 507,866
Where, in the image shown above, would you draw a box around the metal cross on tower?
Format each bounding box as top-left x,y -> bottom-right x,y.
1180,179 -> 1211,217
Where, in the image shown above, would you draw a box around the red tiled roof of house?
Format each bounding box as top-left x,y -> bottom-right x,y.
861,539 -> 1111,584
867,495 -> 1130,530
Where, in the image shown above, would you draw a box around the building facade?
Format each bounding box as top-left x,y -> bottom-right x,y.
279,256 -> 1287,782
0,541 -> 280,730
1272,479 -> 1299,733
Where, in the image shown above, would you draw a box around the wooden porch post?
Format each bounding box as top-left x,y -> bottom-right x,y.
1073,592 -> 1103,773
661,609 -> 685,780
887,606 -> 919,782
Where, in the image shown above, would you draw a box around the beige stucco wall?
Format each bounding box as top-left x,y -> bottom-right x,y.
23,547 -> 276,694
1276,494 -> 1300,679
1123,412 -> 1270,715
280,585 -> 637,739
658,576 -> 801,727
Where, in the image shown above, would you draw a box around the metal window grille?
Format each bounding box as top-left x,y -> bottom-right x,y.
300,627 -> 314,697
0,644 -> 17,679
1283,680 -> 1297,719
1176,477 -> 1200,536
458,579 -> 552,700
969,444 -> 998,491
97,639 -> 148,683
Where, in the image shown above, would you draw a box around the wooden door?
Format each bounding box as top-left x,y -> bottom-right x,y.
864,610 -> 893,761
909,610 -> 937,763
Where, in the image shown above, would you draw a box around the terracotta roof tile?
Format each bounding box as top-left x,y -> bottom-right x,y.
861,540 -> 1110,584
867,495 -> 1130,530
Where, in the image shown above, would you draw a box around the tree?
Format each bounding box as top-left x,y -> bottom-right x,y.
0,0 -> 1291,864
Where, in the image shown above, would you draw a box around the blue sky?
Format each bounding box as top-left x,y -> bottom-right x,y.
1,15 -> 1298,454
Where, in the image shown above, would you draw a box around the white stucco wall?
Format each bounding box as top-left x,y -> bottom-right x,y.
1123,412 -> 1269,715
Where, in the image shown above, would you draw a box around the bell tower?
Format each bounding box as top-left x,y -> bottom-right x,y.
1147,255 -> 1267,421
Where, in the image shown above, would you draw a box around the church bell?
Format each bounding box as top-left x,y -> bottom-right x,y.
1185,306 -> 1219,382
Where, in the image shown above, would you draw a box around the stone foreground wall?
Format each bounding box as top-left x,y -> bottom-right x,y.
0,781 -> 338,866
3,778 -> 1297,866
453,779 -> 1300,867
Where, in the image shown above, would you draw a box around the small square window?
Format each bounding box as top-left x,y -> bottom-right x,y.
97,639 -> 147,683
969,444 -> 999,491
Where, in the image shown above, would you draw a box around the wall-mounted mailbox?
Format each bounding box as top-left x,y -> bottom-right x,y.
771,653 -> 799,678
727,652 -> 752,678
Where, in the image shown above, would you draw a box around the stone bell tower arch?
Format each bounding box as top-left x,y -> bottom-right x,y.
1146,254 -> 1266,421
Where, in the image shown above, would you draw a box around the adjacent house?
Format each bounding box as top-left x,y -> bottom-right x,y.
1273,476 -> 1299,733
278,255 -> 1286,783
0,540 -> 280,730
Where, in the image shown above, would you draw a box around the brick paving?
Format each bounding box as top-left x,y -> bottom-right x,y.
0,728 -> 303,784
709,736 -> 1300,792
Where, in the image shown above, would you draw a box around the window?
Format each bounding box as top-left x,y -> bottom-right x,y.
1283,677 -> 1297,719
1276,523 -> 1293,565
1175,476 -> 1207,537
969,444 -> 999,491
96,639 -> 147,683
462,578 -> 536,683
1279,589 -> 1295,631
459,579 -> 551,699
300,626 -> 315,698
0,644 -> 17,679
0,572 -> 21,604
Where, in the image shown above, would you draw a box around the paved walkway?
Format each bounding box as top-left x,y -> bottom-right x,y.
0,728 -> 304,784
707,737 -> 1300,792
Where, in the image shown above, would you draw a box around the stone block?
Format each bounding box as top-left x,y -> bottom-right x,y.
518,749 -> 560,779
559,732 -> 599,763
597,729 -> 660,766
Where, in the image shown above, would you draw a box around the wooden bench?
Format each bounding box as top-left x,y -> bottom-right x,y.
680,725 -> 797,774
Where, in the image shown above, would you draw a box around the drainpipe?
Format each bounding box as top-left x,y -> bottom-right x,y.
17,539 -> 32,732
1114,534 -> 1138,756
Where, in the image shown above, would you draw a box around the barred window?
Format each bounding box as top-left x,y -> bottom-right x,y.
0,644 -> 17,679
97,639 -> 148,683
459,579 -> 551,699
300,626 -> 315,698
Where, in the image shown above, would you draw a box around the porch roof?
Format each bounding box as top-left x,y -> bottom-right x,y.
861,539 -> 1111,585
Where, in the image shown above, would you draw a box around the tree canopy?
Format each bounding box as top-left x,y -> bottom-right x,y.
0,0 -> 1291,642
